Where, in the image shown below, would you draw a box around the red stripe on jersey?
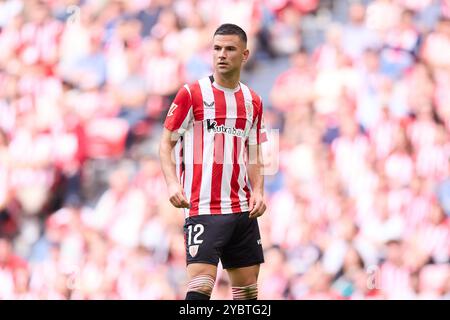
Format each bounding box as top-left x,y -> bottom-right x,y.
243,167 -> 251,204
234,89 -> 248,130
230,136 -> 241,213
244,89 -> 255,201
230,90 -> 248,213
243,139 -> 251,203
249,89 -> 265,144
191,82 -> 204,121
179,137 -> 184,184
210,87 -> 226,214
189,83 -> 204,216
164,86 -> 192,132
249,90 -> 261,124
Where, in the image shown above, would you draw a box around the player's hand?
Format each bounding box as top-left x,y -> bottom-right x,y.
248,192 -> 266,219
168,182 -> 190,209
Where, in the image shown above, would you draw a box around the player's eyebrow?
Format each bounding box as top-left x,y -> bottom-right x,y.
214,44 -> 237,50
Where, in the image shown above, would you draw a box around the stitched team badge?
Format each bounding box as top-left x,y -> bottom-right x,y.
245,102 -> 253,120
189,245 -> 199,257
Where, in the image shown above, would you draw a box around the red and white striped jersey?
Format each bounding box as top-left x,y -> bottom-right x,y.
164,76 -> 267,217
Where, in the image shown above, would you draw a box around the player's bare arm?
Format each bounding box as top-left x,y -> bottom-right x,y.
247,143 -> 266,219
159,128 -> 189,209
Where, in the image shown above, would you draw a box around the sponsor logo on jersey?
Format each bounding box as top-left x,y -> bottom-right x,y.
206,119 -> 247,138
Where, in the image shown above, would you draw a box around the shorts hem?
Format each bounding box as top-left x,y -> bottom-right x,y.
222,260 -> 265,270
189,209 -> 250,216
186,260 -> 219,267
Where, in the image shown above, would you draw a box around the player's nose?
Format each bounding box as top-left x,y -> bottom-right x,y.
218,48 -> 227,59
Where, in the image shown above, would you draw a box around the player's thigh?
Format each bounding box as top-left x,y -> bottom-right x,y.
220,212 -> 264,270
187,263 -> 218,281
226,264 -> 260,287
184,215 -> 235,269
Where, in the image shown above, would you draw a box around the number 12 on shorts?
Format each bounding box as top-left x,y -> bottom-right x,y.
187,224 -> 204,246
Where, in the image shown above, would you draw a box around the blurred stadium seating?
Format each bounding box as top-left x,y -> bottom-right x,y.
0,0 -> 449,299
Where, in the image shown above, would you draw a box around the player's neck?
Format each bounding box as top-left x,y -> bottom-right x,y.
212,71 -> 240,90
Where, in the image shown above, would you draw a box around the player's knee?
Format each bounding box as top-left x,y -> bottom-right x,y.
187,274 -> 216,298
231,283 -> 258,300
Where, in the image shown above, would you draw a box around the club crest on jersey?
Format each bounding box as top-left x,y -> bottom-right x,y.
168,103 -> 178,116
203,101 -> 215,109
245,102 -> 253,120
189,245 -> 199,257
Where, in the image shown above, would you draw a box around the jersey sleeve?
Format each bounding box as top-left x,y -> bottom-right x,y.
164,85 -> 193,136
248,98 -> 268,145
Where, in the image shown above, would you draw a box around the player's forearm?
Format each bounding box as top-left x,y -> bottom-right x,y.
248,163 -> 264,195
159,139 -> 179,187
247,144 -> 264,195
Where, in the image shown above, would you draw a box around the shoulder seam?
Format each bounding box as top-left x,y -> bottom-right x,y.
183,84 -> 192,99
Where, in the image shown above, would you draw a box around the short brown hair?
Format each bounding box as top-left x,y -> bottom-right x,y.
214,23 -> 247,44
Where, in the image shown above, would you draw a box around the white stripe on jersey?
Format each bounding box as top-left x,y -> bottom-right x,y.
220,91 -> 237,212
182,119 -> 194,218
239,83 -> 253,212
198,77 -> 215,215
174,84 -> 194,218
184,84 -> 191,96
174,141 -> 182,181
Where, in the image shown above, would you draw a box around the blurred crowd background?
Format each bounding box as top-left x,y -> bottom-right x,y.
0,0 -> 449,300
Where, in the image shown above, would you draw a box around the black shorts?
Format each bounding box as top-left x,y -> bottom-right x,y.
183,212 -> 264,269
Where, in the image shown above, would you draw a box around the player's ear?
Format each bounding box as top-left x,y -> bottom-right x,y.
243,48 -> 250,63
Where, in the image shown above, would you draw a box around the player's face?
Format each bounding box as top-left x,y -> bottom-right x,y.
213,34 -> 249,75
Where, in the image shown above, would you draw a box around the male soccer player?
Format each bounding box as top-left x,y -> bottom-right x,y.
159,23 -> 267,300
